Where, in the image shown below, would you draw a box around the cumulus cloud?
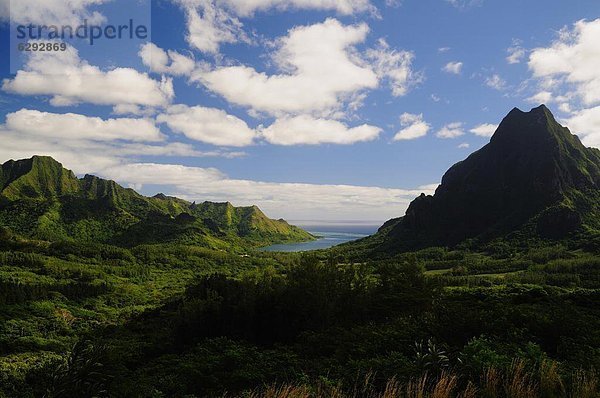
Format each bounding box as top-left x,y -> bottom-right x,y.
0,109 -> 243,174
192,18 -> 378,117
0,0 -> 106,25
437,122 -> 464,138
366,38 -> 422,97
174,0 -> 374,55
529,18 -> 600,107
192,19 -> 420,119
442,61 -> 463,74
393,112 -> 430,140
470,123 -> 498,137
564,106 -> 600,147
6,109 -> 164,142
261,115 -> 381,145
139,43 -> 195,76
97,162 -> 436,221
158,105 -> 257,147
2,44 -> 174,109
458,142 -> 470,149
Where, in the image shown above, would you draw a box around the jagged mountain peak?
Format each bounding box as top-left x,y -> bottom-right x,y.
358,105 -> 600,254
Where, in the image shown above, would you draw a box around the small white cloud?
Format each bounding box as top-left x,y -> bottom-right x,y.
261,115 -> 381,145
470,123 -> 498,137
442,61 -> 463,74
139,43 -> 195,76
437,122 -> 465,138
393,113 -> 430,140
458,142 -> 470,148
506,39 -> 525,64
431,94 -> 441,102
438,47 -> 451,53
527,91 -> 552,104
485,74 -> 506,90
444,0 -> 482,9
157,104 -> 257,147
366,38 -> 422,97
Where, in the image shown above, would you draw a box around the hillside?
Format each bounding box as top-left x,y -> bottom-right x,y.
0,156 -> 313,248
344,105 -> 600,256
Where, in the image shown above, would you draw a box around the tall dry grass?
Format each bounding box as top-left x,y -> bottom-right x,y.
233,361 -> 599,398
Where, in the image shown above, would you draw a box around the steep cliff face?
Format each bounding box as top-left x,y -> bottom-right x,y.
363,105 -> 600,253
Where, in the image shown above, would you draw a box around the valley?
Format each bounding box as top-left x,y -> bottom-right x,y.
1,106 -> 600,397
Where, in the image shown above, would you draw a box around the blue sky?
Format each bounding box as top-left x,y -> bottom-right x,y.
0,0 -> 599,223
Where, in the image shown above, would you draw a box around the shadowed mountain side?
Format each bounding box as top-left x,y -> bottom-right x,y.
343,105 -> 600,257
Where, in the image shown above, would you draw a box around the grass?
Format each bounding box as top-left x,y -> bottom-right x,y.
233,361 -> 599,398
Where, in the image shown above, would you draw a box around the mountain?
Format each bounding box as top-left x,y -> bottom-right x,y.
350,105 -> 600,255
0,156 -> 313,248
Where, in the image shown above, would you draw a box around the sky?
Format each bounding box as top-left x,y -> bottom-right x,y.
0,0 -> 599,224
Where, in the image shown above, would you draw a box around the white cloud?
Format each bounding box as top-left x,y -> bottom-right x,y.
436,122 -> 464,138
444,0 -> 482,9
438,47 -> 451,53
393,112 -> 430,140
485,74 -> 506,90
0,0 -> 106,25
0,112 -> 240,175
564,106 -> 600,147
174,0 -> 374,55
5,109 -> 164,142
157,104 -> 257,147
442,61 -> 463,74
366,38 -> 422,97
174,0 -> 250,54
527,91 -> 552,104
221,0 -> 374,16
261,115 -> 381,145
192,18 -> 378,117
528,19 -> 600,107
469,123 -> 498,137
139,43 -> 195,76
97,162 -> 436,221
458,142 -> 470,149
2,44 -> 174,109
506,39 -> 525,64
559,103 -> 572,113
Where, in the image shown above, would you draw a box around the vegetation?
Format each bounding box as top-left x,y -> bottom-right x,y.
2,106 -> 600,397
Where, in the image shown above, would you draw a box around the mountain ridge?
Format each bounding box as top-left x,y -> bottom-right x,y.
344,105 -> 600,256
0,156 -> 313,248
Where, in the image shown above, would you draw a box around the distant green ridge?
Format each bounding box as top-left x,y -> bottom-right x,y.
0,156 -> 313,249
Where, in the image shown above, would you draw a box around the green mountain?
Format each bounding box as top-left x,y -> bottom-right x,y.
0,156 -> 313,248
350,105 -> 600,255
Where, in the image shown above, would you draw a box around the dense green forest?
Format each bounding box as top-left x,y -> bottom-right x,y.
1,229 -> 600,397
2,106 -> 600,397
